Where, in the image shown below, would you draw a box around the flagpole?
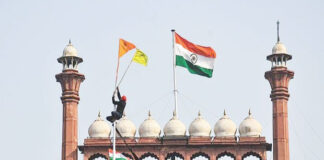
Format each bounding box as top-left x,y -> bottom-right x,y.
113,57 -> 120,160
171,29 -> 178,117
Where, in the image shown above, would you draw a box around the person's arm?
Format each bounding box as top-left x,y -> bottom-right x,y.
112,96 -> 117,105
117,87 -> 122,100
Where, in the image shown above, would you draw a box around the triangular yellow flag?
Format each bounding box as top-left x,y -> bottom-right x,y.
132,49 -> 148,66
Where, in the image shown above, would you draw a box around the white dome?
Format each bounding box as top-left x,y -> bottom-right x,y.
189,111 -> 211,137
88,112 -> 111,138
214,110 -> 237,137
116,113 -> 136,138
163,111 -> 186,136
139,111 -> 161,137
63,40 -> 78,57
239,110 -> 262,137
272,42 -> 287,54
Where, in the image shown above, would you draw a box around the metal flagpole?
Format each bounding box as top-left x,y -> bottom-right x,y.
171,29 -> 178,116
113,57 -> 120,160
113,122 -> 116,160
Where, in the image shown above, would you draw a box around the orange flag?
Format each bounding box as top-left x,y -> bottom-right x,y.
118,39 -> 136,58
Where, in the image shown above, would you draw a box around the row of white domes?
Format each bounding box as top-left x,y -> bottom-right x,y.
88,110 -> 262,138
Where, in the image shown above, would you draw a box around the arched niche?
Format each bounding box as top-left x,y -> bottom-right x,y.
191,152 -> 210,160
216,151 -> 235,160
89,153 -> 108,160
139,152 -> 159,160
165,152 -> 184,160
242,151 -> 262,160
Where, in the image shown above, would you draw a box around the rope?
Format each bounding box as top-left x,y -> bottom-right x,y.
177,91 -> 209,112
289,117 -> 321,160
114,124 -> 139,160
292,104 -> 324,145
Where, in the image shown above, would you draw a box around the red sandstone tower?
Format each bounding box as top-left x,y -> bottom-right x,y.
265,21 -> 294,160
56,40 -> 85,160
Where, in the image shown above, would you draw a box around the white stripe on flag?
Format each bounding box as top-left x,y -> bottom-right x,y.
175,44 -> 215,69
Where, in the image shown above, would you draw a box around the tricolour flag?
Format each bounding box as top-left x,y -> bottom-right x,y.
118,39 -> 136,58
174,33 -> 216,78
132,49 -> 148,66
108,149 -> 129,160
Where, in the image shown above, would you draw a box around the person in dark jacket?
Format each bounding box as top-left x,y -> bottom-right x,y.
106,87 -> 126,123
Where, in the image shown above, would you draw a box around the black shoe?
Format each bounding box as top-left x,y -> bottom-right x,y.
106,116 -> 116,123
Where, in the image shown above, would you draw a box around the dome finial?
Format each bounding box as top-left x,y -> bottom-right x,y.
248,108 -> 252,116
69,39 -> 72,45
148,110 -> 151,117
277,20 -> 280,42
198,110 -> 201,116
98,111 -> 101,117
173,110 -> 177,117
224,109 -> 227,116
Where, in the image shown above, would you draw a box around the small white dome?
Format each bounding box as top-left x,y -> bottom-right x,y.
189,111 -> 211,137
272,42 -> 287,54
116,113 -> 136,138
139,111 -> 161,137
163,111 -> 186,136
88,112 -> 111,138
63,40 -> 78,57
214,110 -> 237,137
239,110 -> 262,137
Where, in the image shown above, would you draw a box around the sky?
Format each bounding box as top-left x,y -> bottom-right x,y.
0,0 -> 323,160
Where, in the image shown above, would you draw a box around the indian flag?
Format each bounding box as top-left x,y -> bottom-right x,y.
108,149 -> 129,160
174,32 -> 216,78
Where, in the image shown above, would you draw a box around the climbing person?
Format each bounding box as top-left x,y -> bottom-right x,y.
106,87 -> 127,123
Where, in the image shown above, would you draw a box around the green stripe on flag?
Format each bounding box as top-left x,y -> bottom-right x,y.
176,55 -> 213,78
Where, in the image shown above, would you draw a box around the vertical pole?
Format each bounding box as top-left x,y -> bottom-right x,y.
113,122 -> 116,160
171,29 -> 178,117
113,58 -> 120,160
277,20 -> 280,42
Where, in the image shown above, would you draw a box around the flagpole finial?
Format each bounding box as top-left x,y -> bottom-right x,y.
277,20 -> 280,42
171,29 -> 175,32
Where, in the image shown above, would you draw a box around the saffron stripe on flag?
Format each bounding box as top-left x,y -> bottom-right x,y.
175,33 -> 216,58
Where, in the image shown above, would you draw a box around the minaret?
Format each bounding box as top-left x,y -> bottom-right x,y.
56,40 -> 85,160
265,21 -> 294,160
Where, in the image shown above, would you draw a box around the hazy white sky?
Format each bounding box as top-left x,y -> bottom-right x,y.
0,0 -> 323,160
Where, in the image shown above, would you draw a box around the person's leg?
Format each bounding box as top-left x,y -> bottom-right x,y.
112,111 -> 118,118
116,112 -> 122,120
106,111 -> 116,123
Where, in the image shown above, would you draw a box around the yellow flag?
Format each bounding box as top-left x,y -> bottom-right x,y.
132,49 -> 148,66
118,39 -> 136,58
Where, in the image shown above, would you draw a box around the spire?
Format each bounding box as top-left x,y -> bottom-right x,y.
248,108 -> 252,116
98,111 -> 101,117
277,20 -> 280,42
224,109 -> 227,116
69,39 -> 72,45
